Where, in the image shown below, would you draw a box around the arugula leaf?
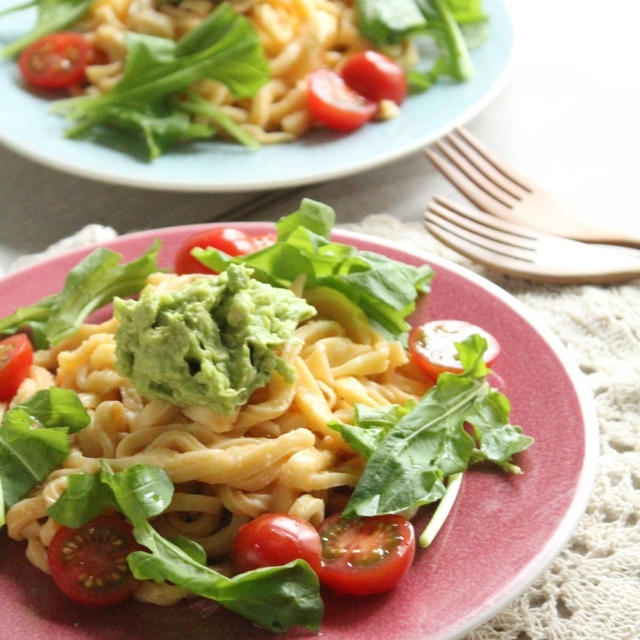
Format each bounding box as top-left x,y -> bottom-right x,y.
0,241 -> 160,348
338,336 -> 533,518
0,410 -> 69,507
52,3 -> 269,159
12,386 -> 90,433
443,0 -> 486,23
169,534 -> 208,564
1,0 -> 93,58
129,523 -> 322,633
355,0 -> 428,45
0,388 -> 89,519
324,250 -> 433,335
275,198 -> 336,240
357,0 -> 486,91
65,102 -> 215,160
100,463 -> 174,526
48,462 -> 171,527
49,463 -> 323,632
329,402 -> 415,457
46,472 -> 115,527
193,199 -> 433,338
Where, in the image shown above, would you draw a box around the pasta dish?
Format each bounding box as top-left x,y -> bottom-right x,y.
0,0 -> 488,158
0,201 -> 531,632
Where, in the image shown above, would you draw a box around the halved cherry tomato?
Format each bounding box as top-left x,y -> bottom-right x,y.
318,513 -> 415,596
231,513 -> 323,574
408,319 -> 501,382
341,51 -> 408,105
18,32 -> 91,90
0,333 -> 33,401
174,228 -> 276,275
47,514 -> 141,607
307,69 -> 377,132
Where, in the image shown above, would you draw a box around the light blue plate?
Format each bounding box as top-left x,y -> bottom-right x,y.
0,0 -> 514,192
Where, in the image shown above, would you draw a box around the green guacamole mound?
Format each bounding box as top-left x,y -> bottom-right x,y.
113,263 -> 315,413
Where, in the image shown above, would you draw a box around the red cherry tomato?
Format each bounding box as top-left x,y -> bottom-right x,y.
174,228 -> 276,275
18,32 -> 91,90
341,51 -> 408,105
408,319 -> 501,382
307,69 -> 377,132
231,513 -> 323,574
47,515 -> 141,607
0,334 -> 33,401
318,513 -> 415,596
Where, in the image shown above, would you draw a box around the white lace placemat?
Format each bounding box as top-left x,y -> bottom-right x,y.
6,219 -> 640,640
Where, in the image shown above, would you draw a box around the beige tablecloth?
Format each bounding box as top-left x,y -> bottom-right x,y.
7,217 -> 640,640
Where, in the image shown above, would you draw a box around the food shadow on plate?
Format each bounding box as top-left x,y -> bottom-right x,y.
9,73 -> 69,101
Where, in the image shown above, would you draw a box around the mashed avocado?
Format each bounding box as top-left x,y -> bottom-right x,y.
114,264 -> 315,413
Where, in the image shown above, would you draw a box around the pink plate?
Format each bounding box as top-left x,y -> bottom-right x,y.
0,224 -> 598,640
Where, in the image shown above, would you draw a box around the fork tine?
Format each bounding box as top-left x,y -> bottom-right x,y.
426,201 -> 535,262
425,148 -> 513,217
455,127 -> 535,192
432,195 -> 541,241
435,140 -> 520,208
424,210 -> 538,276
425,200 -> 640,284
445,131 -> 530,200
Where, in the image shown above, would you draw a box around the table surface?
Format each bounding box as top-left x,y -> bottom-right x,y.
1,0 -> 640,271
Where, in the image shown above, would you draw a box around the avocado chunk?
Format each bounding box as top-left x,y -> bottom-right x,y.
114,264 -> 315,413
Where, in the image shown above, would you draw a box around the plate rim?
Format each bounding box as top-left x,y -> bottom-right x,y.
0,221 -> 600,639
0,0 -> 516,192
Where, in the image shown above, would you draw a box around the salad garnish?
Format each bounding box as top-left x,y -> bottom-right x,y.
0,241 -> 160,348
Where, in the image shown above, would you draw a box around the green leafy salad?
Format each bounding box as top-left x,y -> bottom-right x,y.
0,0 -> 489,159
0,199 -> 532,633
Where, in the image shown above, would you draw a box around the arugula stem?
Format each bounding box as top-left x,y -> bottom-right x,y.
0,0 -> 37,17
0,475 -> 5,528
418,472 -> 463,548
428,0 -> 474,80
2,33 -> 34,58
179,90 -> 260,150
1,0 -> 93,58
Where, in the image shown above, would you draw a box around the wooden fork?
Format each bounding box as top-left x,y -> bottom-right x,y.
425,128 -> 640,248
424,196 -> 640,284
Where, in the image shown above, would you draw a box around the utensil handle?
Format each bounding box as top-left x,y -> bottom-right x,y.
575,229 -> 640,249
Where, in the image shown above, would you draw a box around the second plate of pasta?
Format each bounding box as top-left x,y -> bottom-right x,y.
0,0 -> 514,191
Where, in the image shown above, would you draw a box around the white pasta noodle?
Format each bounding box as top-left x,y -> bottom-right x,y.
5,271 -> 431,605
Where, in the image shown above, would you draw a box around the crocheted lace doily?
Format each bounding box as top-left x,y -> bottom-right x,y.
8,219 -> 640,640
